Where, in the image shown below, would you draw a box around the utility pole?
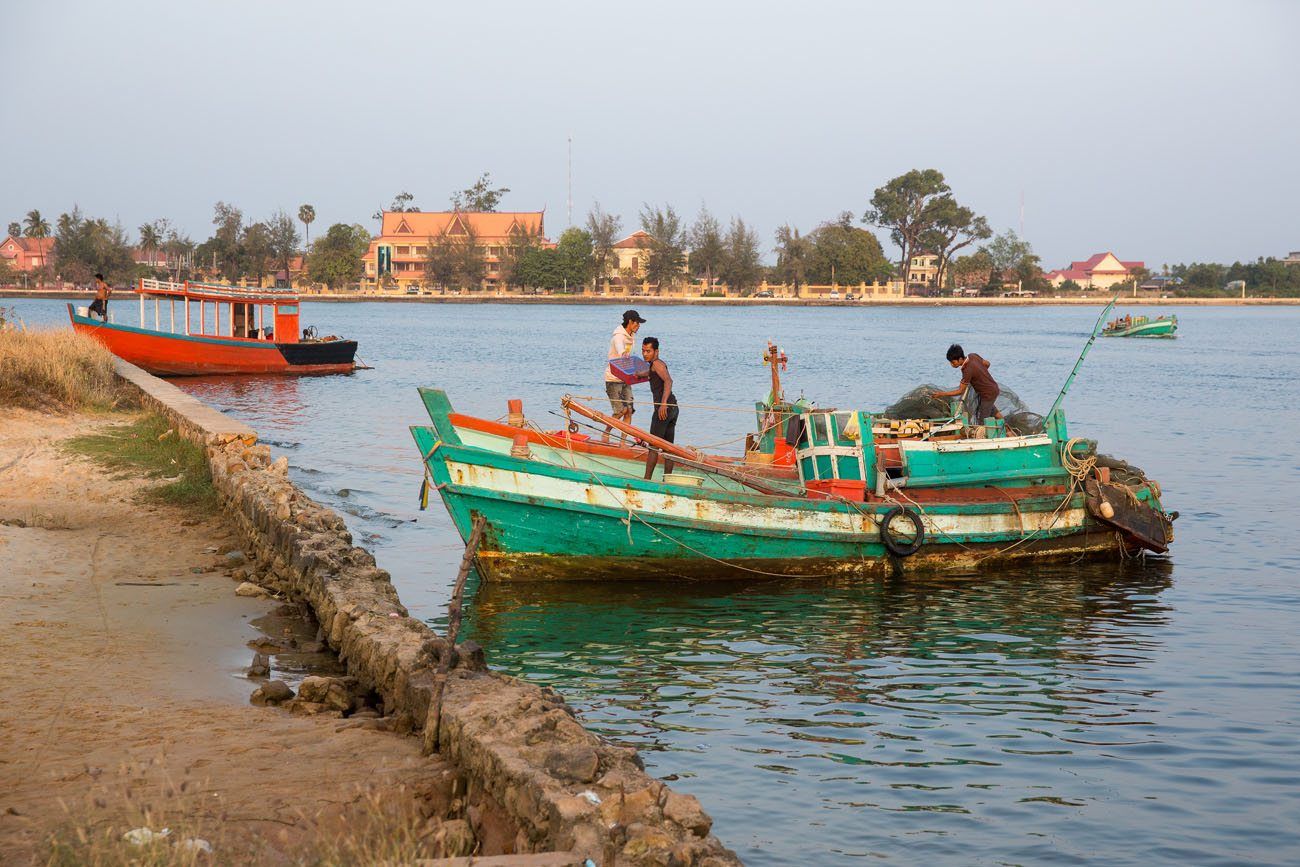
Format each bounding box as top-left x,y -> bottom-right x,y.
566,135 -> 573,228
1019,190 -> 1025,237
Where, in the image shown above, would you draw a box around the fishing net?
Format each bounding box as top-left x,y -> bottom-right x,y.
880,385 -> 1045,435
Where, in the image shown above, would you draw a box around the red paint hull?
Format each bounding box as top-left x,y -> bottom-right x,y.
69,308 -> 354,376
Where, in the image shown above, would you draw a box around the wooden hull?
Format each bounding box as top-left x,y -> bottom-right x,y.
69,306 -> 355,375
411,389 -> 1153,582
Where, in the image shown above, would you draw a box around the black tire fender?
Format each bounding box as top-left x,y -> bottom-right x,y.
880,506 -> 925,557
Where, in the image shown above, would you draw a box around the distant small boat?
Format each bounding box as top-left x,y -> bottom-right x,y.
69,279 -> 357,375
1102,313 -> 1178,338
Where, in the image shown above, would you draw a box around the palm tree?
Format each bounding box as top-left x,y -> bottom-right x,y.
298,204 -> 316,244
138,222 -> 162,267
23,209 -> 50,239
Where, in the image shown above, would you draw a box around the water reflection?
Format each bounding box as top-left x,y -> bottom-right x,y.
467,560 -> 1174,749
182,373 -> 309,431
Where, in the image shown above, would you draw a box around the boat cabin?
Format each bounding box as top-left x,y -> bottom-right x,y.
127,278 -> 303,343
786,403 -> 1070,500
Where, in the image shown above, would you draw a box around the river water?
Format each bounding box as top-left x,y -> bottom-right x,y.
9,297 -> 1300,865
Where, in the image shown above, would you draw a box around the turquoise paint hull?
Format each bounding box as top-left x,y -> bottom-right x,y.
410,389 -> 1146,581
1102,316 -> 1178,338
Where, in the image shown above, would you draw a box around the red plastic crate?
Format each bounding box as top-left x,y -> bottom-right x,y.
609,356 -> 651,384
805,479 -> 867,500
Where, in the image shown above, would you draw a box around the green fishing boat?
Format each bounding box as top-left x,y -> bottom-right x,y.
1102,313 -> 1178,338
411,311 -> 1176,581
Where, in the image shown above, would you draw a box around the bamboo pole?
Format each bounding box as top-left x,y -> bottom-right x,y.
1047,296 -> 1117,419
423,514 -> 487,755
562,396 -> 786,496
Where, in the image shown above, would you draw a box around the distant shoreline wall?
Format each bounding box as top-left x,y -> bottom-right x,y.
114,358 -> 741,867
8,289 -> 1299,308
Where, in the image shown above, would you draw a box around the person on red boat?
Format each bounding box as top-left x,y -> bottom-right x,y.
931,343 -> 1001,423
641,336 -> 679,480
88,273 -> 111,322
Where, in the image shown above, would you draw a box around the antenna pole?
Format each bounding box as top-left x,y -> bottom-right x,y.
566,135 -> 572,228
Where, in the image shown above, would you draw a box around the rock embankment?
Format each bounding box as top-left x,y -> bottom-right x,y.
120,359 -> 740,866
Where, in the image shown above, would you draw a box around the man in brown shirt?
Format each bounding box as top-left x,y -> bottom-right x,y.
932,343 -> 1001,422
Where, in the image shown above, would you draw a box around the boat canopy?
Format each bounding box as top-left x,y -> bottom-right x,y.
131,278 -> 301,343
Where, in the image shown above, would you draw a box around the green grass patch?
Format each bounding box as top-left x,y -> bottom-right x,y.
65,413 -> 218,512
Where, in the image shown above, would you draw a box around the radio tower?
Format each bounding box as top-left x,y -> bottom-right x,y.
567,135 -> 573,228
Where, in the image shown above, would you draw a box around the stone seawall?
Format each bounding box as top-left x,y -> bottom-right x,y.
116,358 -> 741,866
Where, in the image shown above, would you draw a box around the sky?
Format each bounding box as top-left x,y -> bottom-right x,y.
3,0 -> 1297,270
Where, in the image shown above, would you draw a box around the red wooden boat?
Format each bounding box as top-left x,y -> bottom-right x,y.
68,279 -> 357,376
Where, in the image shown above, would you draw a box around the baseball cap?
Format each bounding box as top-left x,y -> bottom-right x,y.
623,309 -> 646,323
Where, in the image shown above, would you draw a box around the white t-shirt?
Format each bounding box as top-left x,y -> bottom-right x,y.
605,325 -> 633,383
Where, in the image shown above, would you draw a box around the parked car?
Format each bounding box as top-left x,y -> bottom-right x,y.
828,290 -> 841,300
755,289 -> 773,298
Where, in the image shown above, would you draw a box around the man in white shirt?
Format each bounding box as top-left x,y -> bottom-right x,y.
604,309 -> 645,442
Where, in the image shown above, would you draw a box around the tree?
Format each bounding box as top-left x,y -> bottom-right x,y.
497,223 -> 543,289
920,199 -> 991,289
864,169 -> 951,288
451,225 -> 486,289
423,233 -> 458,290
198,201 -> 245,280
241,222 -> 273,286
387,192 -> 417,213
773,224 -> 811,296
138,221 -> 162,267
451,173 -> 510,212
268,210 -> 301,286
554,227 -> 593,290
162,230 -> 196,282
950,250 -> 994,290
7,222 -> 21,238
984,230 -> 1034,275
425,224 -> 487,290
585,203 -> 622,287
516,247 -> 561,290
718,217 -> 763,294
50,207 -> 135,284
639,204 -> 686,291
23,209 -> 50,239
806,213 -> 891,285
687,207 -> 725,288
298,204 -> 316,244
307,223 -> 370,290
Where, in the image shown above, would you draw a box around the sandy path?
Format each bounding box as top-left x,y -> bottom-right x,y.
0,409 -> 451,864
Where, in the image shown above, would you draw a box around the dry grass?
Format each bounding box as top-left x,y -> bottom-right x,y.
42,773 -> 466,866
0,323 -> 127,411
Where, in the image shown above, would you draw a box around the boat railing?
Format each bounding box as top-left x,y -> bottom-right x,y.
136,278 -> 299,303
186,280 -> 299,301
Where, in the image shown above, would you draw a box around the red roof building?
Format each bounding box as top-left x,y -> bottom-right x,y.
1045,252 -> 1144,290
0,235 -> 54,273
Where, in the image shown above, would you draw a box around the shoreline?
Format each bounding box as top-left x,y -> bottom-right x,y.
0,408 -> 467,864
4,289 -> 1296,307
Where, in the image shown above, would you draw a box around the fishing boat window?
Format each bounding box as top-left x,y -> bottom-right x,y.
809,413 -> 829,446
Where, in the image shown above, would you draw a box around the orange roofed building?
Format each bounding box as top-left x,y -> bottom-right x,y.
361,210 -> 547,291
1,234 -> 55,276
1045,252 -> 1144,290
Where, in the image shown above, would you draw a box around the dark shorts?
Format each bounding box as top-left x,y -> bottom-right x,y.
89,298 -> 108,319
649,403 -> 679,443
976,393 -> 999,422
605,381 -> 634,416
